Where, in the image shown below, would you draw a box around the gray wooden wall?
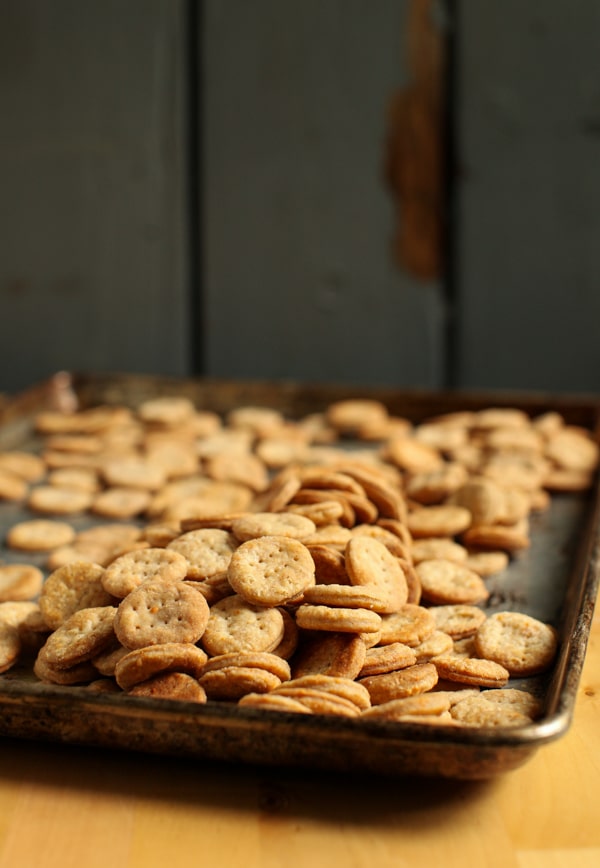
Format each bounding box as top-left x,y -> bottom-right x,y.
455,0 -> 600,395
0,0 -> 190,393
1,0 -> 599,396
203,0 -> 446,389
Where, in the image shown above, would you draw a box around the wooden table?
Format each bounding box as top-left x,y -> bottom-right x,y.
0,618 -> 598,868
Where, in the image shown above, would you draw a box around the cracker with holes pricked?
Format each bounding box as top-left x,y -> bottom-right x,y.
114,578 -> 210,650
201,594 -> 285,656
40,606 -> 117,669
344,536 -> 408,614
167,528 -> 238,580
102,547 -> 190,598
415,558 -> 489,605
227,535 -> 315,606
473,611 -> 558,676
39,561 -> 115,630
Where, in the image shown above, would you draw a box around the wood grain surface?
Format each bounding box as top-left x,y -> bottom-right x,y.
0,617 -> 597,868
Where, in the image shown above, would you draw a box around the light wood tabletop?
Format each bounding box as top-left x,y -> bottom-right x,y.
0,617 -> 598,868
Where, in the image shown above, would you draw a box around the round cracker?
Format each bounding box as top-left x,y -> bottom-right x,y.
167,528 -> 239,580
0,564 -> 44,601
227,535 -> 315,606
474,611 -> 558,676
359,662 -> 439,704
114,642 -> 208,690
231,511 -> 317,542
344,536 -> 408,613
433,654 -> 510,688
41,606 -> 117,669
39,561 -> 114,630
128,672 -> 207,704
201,594 -> 285,656
102,547 -> 190,598
291,632 -> 367,680
295,603 -> 382,634
114,578 -> 210,649
6,519 -> 76,552
415,558 -> 489,605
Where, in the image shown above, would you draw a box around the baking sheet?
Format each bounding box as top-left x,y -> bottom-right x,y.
0,371 -> 599,779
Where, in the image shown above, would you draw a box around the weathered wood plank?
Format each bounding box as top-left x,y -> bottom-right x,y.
202,0 -> 447,388
456,0 -> 600,394
0,0 -> 189,393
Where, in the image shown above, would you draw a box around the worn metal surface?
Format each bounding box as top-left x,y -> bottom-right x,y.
0,372 -> 599,778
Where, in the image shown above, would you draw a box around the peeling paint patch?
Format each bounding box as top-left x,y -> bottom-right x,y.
385,0 -> 446,281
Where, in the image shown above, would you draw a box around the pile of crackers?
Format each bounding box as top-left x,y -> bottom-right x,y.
1,394 -> 598,728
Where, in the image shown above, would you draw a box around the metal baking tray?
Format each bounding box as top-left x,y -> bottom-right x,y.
0,371 -> 599,779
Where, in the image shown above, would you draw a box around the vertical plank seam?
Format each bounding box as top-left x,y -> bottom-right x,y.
186,0 -> 204,375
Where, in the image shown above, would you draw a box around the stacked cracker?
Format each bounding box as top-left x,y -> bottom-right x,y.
0,395 -> 598,728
